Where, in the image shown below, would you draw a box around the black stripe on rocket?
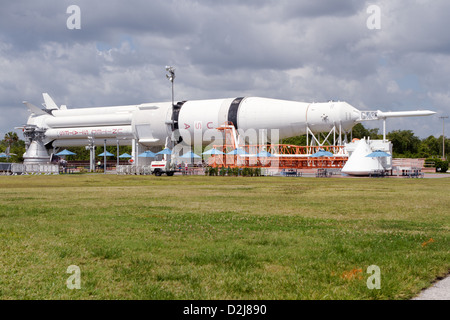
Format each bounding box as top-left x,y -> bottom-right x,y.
227,97 -> 245,130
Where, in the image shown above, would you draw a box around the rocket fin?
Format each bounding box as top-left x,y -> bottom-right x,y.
42,93 -> 59,110
23,101 -> 47,116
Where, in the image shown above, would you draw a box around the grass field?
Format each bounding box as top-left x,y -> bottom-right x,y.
0,174 -> 448,300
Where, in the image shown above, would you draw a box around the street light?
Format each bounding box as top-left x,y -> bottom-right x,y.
104,139 -> 107,174
165,66 -> 175,108
117,139 -> 120,168
439,116 -> 449,160
165,65 -> 176,159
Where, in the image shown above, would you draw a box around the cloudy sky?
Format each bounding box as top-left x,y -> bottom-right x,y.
1,0 -> 449,139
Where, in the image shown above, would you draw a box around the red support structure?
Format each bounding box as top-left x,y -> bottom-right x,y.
209,124 -> 348,170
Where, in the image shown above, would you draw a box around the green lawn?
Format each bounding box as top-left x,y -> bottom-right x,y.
0,174 -> 448,300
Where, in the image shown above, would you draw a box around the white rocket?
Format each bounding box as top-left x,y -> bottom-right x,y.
21,93 -> 435,163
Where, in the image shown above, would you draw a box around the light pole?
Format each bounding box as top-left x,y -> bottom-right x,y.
104,139 -> 107,174
165,66 -> 176,167
439,116 -> 448,160
116,139 -> 120,168
166,66 -> 175,108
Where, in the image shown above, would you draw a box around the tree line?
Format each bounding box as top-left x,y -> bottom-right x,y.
280,123 -> 449,159
1,123 -> 449,162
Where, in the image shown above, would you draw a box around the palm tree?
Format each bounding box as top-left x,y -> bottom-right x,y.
4,132 -> 19,150
2,132 -> 19,161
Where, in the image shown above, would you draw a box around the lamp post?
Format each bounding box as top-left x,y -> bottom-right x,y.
104,139 -> 107,174
166,66 -> 176,167
117,139 -> 120,168
166,66 -> 175,108
439,116 -> 448,160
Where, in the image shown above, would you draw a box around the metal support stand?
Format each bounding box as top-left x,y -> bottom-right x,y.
104,139 -> 107,174
87,136 -> 95,172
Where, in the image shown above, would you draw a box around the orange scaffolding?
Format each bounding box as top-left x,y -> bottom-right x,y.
207,123 -> 348,169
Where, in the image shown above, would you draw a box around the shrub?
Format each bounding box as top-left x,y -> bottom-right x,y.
434,159 -> 449,173
208,167 -> 219,176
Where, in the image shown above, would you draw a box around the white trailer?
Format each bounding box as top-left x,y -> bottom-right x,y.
149,160 -> 176,176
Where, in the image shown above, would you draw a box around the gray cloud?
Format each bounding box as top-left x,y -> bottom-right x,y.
280,0 -> 365,19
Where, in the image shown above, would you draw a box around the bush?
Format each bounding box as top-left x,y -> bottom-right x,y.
208,167 -> 219,176
239,167 -> 262,177
434,159 -> 449,173
204,166 -> 262,177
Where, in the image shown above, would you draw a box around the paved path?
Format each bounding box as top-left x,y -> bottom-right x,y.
412,275 -> 450,300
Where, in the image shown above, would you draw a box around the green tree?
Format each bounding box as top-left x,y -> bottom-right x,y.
418,135 -> 440,158
281,135 -> 307,146
351,123 -> 381,140
57,145 -> 133,161
282,124 -> 382,146
1,132 -> 25,163
387,130 -> 421,157
4,132 -> 19,148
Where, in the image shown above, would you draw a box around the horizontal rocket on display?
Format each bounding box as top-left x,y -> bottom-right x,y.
23,93 -> 435,149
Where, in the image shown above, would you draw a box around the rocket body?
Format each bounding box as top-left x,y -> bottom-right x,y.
25,96 -> 361,148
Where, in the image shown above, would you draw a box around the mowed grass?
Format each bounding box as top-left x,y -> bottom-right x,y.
0,174 -> 448,300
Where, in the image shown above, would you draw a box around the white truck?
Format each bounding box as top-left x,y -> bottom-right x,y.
149,160 -> 176,176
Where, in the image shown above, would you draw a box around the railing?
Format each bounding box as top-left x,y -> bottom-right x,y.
315,168 -> 332,178
9,163 -> 59,175
0,163 -> 12,174
369,169 -> 386,178
280,169 -> 302,177
392,158 -> 426,176
117,164 -> 202,175
403,167 -> 424,178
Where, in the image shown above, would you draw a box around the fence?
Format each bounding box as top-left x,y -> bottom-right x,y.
392,158 -> 426,176
8,163 -> 59,175
0,163 -> 12,174
117,165 -> 202,175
